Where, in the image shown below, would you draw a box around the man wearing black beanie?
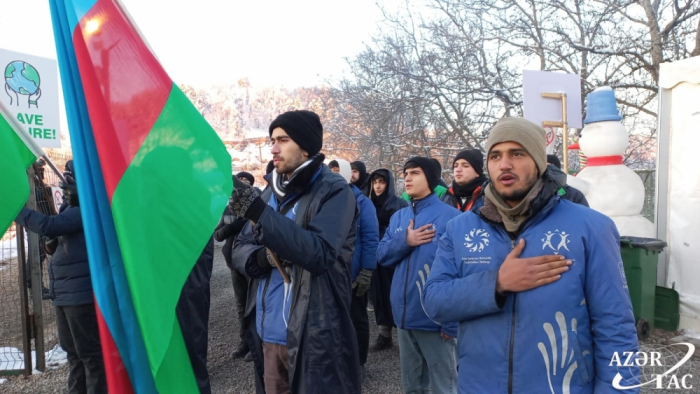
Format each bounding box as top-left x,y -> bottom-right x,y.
229,110 -> 361,393
400,158 -> 447,201
377,156 -> 460,394
237,171 -> 255,186
350,161 -> 371,196
441,149 -> 486,212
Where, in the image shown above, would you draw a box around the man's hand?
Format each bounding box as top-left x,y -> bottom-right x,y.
496,239 -> 571,293
228,187 -> 266,223
352,269 -> 373,297
406,219 -> 435,247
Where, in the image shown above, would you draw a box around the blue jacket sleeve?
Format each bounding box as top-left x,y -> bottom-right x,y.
253,182 -> 357,276
14,206 -> 83,238
423,219 -> 505,323
585,220 -> 639,393
376,210 -> 413,268
359,199 -> 379,271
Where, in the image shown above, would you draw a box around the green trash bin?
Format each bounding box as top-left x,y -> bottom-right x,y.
619,237 -> 667,338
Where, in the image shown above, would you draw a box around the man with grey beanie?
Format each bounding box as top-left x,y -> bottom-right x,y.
423,117 -> 639,393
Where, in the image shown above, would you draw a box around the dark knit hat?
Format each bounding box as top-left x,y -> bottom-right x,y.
430,158 -> 443,179
236,171 -> 255,186
547,154 -> 561,170
452,149 -> 484,177
485,118 -> 547,174
266,160 -> 275,175
269,110 -> 323,156
404,156 -> 439,192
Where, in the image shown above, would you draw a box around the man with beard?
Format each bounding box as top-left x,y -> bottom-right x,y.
441,150 -> 486,212
367,168 -> 407,352
350,161 -> 371,196
423,118 -> 638,393
231,110 -> 360,394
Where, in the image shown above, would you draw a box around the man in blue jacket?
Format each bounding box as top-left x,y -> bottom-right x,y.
230,111 -> 360,394
423,117 -> 639,394
377,156 -> 460,394
334,158 -> 380,377
15,161 -> 107,394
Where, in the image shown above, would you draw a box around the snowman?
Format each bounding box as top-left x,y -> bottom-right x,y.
573,87 -> 655,238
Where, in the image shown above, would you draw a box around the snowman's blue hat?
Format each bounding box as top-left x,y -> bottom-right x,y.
583,87 -> 622,125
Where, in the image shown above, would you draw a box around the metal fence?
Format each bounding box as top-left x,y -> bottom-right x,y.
0,151 -> 71,376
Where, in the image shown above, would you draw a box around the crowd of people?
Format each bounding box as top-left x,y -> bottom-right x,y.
16,109 -> 641,394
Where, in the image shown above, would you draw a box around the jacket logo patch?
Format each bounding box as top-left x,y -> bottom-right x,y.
464,228 -> 490,253
395,226 -> 403,233
542,230 -> 571,255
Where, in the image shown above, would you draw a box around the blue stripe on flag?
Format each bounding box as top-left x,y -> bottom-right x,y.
49,1 -> 158,393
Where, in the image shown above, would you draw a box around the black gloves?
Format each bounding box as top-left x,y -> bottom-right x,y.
256,248 -> 293,271
228,177 -> 266,223
59,182 -> 79,207
352,269 -> 373,297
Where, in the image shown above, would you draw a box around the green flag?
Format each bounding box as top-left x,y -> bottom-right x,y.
0,101 -> 44,234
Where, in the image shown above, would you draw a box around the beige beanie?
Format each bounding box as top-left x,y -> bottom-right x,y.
485,117 -> 547,174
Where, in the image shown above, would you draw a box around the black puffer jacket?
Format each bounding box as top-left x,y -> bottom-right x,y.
369,169 -> 408,238
15,205 -> 93,306
233,165 -> 361,394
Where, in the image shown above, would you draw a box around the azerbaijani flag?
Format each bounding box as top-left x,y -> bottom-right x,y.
0,100 -> 44,234
49,0 -> 232,392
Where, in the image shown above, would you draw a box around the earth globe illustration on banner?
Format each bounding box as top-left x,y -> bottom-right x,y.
4,60 -> 42,108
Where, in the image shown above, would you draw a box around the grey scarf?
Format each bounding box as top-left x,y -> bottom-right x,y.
483,179 -> 545,233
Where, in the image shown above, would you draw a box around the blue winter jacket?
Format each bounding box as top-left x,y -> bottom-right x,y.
377,192 -> 460,336
350,185 -> 379,282
423,195 -> 639,394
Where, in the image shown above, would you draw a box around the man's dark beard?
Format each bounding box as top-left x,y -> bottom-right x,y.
502,188 -> 531,203
497,171 -> 538,203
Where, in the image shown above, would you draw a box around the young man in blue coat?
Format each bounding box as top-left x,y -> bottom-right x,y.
230,111 -> 361,394
377,156 -> 460,394
332,158 -> 380,378
423,117 -> 639,394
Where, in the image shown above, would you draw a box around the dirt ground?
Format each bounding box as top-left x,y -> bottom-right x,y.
1,246 -> 697,393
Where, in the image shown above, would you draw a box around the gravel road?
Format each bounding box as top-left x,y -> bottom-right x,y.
1,246 -> 696,393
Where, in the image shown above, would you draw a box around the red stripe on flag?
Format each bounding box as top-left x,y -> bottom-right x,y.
73,0 -> 171,200
95,303 -> 135,394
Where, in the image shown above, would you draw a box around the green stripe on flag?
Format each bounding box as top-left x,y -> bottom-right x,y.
111,84 -> 231,392
0,111 -> 37,234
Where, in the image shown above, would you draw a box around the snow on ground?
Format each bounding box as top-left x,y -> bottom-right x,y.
684,328 -> 700,340
0,344 -> 68,374
0,236 -> 25,267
